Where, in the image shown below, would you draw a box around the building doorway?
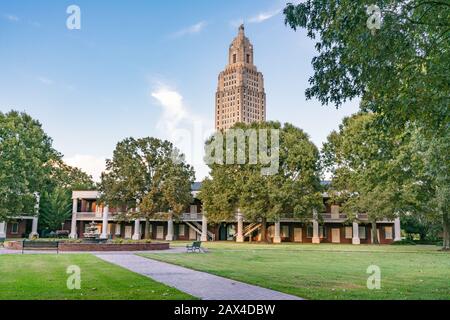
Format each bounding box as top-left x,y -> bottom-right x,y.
294,228 -> 302,242
219,223 -> 227,240
124,226 -> 132,239
331,228 -> 341,243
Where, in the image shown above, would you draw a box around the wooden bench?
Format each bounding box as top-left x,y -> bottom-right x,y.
186,241 -> 203,253
22,240 -> 59,254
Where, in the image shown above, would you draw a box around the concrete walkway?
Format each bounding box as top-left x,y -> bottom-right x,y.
96,253 -> 302,300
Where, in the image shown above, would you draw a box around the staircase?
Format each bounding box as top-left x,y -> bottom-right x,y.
233,223 -> 262,239
185,221 -> 215,241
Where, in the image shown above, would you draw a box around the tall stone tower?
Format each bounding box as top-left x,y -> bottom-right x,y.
215,24 -> 266,131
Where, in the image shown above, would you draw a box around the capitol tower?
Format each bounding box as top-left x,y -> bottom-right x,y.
215,25 -> 266,131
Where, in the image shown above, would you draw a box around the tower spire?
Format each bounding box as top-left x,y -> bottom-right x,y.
239,24 -> 245,35
216,26 -> 266,130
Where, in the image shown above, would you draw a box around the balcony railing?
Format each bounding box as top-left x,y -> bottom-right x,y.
321,213 -> 369,220
181,213 -> 202,220
322,213 -> 347,219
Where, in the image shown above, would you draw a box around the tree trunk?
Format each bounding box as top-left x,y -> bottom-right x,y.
259,218 -> 267,243
443,212 -> 450,250
144,219 -> 151,239
371,221 -> 379,244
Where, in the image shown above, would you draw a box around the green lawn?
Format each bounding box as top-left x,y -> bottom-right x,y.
0,254 -> 194,300
141,242 -> 450,300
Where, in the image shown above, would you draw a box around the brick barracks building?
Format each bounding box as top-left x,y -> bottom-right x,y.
0,182 -> 401,244
0,26 -> 400,244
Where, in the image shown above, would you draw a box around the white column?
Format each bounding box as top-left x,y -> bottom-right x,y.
201,214 -> 208,242
69,198 -> 78,239
273,221 -> 281,244
100,206 -> 109,239
29,217 -> 39,239
312,210 -> 320,244
352,221 -> 360,245
132,219 -> 141,240
236,210 -> 244,243
0,222 -> 6,240
165,213 -> 174,241
29,193 -> 40,239
394,217 -> 401,241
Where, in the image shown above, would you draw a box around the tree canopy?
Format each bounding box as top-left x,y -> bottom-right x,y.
38,161 -> 95,232
200,121 -> 323,241
0,111 -> 60,221
99,137 -> 195,237
322,112 -> 446,244
284,0 -> 449,131
284,0 -> 449,248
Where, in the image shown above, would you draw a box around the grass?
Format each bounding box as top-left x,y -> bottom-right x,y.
0,254 -> 194,300
141,242 -> 450,300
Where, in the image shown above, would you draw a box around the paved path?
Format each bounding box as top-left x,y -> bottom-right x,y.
96,253 -> 302,300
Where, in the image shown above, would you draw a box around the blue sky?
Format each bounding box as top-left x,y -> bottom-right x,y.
0,0 -> 359,181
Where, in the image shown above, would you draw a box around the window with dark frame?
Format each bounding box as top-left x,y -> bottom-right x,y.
359,226 -> 367,239
11,222 -> 19,234
306,224 -> 313,238
345,226 -> 353,239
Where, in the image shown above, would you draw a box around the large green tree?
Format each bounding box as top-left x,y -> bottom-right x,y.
39,160 -> 95,233
200,122 -> 323,242
0,111 -> 60,222
39,188 -> 72,232
284,1 -> 449,248
322,112 -> 438,244
99,137 -> 195,239
410,127 -> 450,248
284,0 -> 449,131
324,113 -> 402,243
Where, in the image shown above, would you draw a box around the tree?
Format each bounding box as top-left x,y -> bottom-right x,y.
322,113 -> 433,244
200,121 -> 323,242
284,1 -> 449,248
99,137 -> 195,239
402,213 -> 441,242
39,188 -> 72,232
0,111 -> 60,222
410,127 -> 450,248
39,161 -> 94,233
284,1 -> 449,131
48,160 -> 96,191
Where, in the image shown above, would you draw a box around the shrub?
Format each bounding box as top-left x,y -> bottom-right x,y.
391,239 -> 416,245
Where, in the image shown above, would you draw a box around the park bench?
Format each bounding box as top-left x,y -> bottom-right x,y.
22,240 -> 59,254
186,241 -> 203,253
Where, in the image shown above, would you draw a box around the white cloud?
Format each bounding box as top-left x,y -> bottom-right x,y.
151,83 -> 213,181
171,21 -> 207,37
248,8 -> 282,23
4,14 -> 19,22
64,154 -> 106,182
151,87 -> 187,132
37,76 -> 54,85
